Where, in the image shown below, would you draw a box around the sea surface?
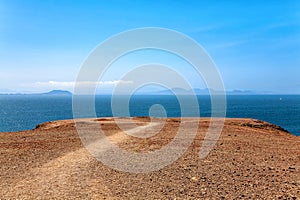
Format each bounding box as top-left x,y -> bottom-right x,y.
0,95 -> 299,136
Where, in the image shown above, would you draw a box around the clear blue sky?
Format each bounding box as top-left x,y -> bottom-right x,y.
0,0 -> 299,94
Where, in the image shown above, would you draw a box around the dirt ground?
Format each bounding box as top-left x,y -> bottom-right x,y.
0,117 -> 299,199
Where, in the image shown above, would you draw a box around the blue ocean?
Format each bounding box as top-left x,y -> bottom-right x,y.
0,95 -> 299,136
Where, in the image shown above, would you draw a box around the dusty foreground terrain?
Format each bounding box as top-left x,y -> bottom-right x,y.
0,117 -> 299,199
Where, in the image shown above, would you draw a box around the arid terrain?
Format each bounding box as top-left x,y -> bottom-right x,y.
0,117 -> 299,199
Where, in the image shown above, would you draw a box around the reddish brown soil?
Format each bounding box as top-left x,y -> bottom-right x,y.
0,118 -> 299,199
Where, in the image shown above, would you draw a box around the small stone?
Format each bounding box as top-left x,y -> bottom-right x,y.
288,166 -> 296,170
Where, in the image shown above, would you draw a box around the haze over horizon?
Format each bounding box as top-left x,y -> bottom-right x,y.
1,0 -> 299,94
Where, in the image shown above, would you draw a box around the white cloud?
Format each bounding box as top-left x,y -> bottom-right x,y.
36,81 -> 74,87
266,21 -> 300,30
20,80 -> 134,93
209,40 -> 249,50
35,80 -> 133,87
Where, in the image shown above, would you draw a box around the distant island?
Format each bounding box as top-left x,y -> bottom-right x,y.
150,88 -> 258,95
0,88 -> 285,95
41,90 -> 72,96
0,90 -> 73,96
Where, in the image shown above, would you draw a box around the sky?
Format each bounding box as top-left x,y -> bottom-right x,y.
0,0 -> 299,94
